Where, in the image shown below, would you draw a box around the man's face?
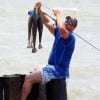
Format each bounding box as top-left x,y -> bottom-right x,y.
65,17 -> 75,26
64,16 -> 76,31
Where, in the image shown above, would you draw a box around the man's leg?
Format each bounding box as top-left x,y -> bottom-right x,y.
21,70 -> 42,100
27,16 -> 33,48
37,16 -> 43,49
32,16 -> 38,53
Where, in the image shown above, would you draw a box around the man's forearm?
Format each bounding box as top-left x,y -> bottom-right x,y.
40,10 -> 49,24
56,14 -> 64,28
39,9 -> 55,34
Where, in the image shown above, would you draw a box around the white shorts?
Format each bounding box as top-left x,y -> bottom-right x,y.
40,65 -> 57,84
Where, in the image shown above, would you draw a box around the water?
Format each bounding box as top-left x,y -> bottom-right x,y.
0,0 -> 100,100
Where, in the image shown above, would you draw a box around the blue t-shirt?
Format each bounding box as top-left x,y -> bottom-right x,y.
48,26 -> 75,78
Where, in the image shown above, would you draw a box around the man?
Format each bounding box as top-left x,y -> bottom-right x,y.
21,1 -> 78,100
27,2 -> 43,53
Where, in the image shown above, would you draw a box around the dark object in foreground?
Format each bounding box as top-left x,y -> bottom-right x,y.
0,74 -> 67,100
0,74 -> 25,100
46,78 -> 67,100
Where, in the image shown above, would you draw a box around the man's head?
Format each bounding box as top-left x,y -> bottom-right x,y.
64,16 -> 78,32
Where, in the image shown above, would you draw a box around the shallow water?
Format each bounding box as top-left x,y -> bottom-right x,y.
0,0 -> 100,100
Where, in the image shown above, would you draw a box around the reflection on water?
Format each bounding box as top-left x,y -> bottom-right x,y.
0,0 -> 100,100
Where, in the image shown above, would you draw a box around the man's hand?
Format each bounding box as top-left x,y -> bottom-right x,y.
53,9 -> 61,17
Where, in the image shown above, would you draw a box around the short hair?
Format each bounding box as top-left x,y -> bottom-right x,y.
65,16 -> 78,27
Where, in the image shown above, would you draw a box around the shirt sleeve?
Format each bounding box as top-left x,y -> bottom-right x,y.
54,26 -> 59,37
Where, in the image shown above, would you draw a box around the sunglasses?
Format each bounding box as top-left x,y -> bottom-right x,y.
65,19 -> 75,26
